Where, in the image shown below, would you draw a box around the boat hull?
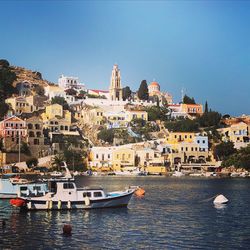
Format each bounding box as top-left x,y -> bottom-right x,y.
20,190 -> 134,210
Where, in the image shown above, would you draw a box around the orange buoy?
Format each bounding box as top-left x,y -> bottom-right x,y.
63,224 -> 72,236
135,187 -> 145,197
10,198 -> 26,207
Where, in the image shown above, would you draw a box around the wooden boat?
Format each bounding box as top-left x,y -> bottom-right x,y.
10,162 -> 135,210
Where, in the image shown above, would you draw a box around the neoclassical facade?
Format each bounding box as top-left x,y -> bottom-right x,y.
109,65 -> 122,101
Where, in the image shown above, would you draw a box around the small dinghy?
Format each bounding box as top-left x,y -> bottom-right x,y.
213,194 -> 228,204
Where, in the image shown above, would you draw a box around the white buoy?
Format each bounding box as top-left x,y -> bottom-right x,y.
213,194 -> 228,204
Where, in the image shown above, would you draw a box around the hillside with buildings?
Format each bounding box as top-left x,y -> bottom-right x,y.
1,59 -> 250,174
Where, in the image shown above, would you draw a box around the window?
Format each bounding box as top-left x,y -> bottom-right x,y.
108,154 -> 110,159
83,192 -> 91,198
63,183 -> 75,189
33,186 -> 41,191
96,154 -> 98,159
202,140 -> 205,144
197,140 -> 200,143
94,192 -> 103,197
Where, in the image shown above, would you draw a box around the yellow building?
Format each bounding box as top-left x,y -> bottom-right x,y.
5,96 -> 31,115
218,122 -> 249,149
80,107 -> 105,126
112,148 -> 135,171
166,132 -> 196,144
165,132 -> 210,166
41,104 -> 71,132
125,110 -> 148,122
135,148 -> 166,174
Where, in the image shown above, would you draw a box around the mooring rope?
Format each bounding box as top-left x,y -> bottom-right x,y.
199,194 -> 218,203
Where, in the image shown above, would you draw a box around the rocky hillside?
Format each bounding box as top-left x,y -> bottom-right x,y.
10,65 -> 53,87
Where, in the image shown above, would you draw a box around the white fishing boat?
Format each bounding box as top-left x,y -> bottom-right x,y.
10,162 -> 135,210
10,180 -> 135,210
0,175 -> 48,199
172,171 -> 185,177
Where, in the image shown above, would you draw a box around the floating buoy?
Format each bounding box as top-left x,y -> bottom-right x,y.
63,224 -> 72,236
213,194 -> 228,204
135,187 -> 145,197
58,200 -> 62,209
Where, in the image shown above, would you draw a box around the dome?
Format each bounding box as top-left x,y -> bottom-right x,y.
149,81 -> 160,87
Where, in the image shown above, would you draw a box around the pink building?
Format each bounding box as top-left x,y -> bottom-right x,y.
0,116 -> 27,151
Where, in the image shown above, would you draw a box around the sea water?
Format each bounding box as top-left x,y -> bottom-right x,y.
0,177 -> 249,249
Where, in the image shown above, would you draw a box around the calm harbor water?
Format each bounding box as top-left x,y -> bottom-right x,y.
0,176 -> 250,249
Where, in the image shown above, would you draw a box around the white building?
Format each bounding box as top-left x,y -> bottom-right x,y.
89,147 -> 114,168
44,85 -> 75,103
58,75 -> 86,92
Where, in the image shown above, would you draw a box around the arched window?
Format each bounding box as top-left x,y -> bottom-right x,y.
28,123 -> 33,129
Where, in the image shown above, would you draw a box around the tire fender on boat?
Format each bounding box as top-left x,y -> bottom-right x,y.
27,201 -> 32,209
84,196 -> 90,206
67,200 -> 71,209
58,200 -> 62,209
49,200 -> 53,210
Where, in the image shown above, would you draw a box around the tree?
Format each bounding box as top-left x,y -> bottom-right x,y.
138,80 -> 149,100
213,141 -> 236,161
65,88 -> 77,96
183,95 -> 196,104
222,145 -> 250,170
146,106 -> 170,121
26,157 -> 38,168
97,128 -> 115,144
165,119 -> 200,132
0,102 -> 9,120
205,101 -> 208,113
21,142 -> 31,155
122,86 -> 132,100
51,96 -> 69,110
197,111 -> 221,128
0,60 -> 17,100
51,154 -> 65,170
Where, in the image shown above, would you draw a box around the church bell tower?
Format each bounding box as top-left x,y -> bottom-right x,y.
109,64 -> 122,101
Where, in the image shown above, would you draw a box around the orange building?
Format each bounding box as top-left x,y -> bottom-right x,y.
181,104 -> 203,116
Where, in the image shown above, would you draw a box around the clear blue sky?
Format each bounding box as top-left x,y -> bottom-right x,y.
1,1 -> 250,115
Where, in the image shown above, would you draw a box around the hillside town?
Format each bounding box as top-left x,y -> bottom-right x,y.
0,59 -> 250,176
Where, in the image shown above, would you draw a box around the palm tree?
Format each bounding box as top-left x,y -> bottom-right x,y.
51,154 -> 65,171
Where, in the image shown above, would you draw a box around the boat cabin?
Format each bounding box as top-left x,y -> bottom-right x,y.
49,181 -> 106,201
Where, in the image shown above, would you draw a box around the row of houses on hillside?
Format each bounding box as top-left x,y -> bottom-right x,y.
88,132 -> 212,174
